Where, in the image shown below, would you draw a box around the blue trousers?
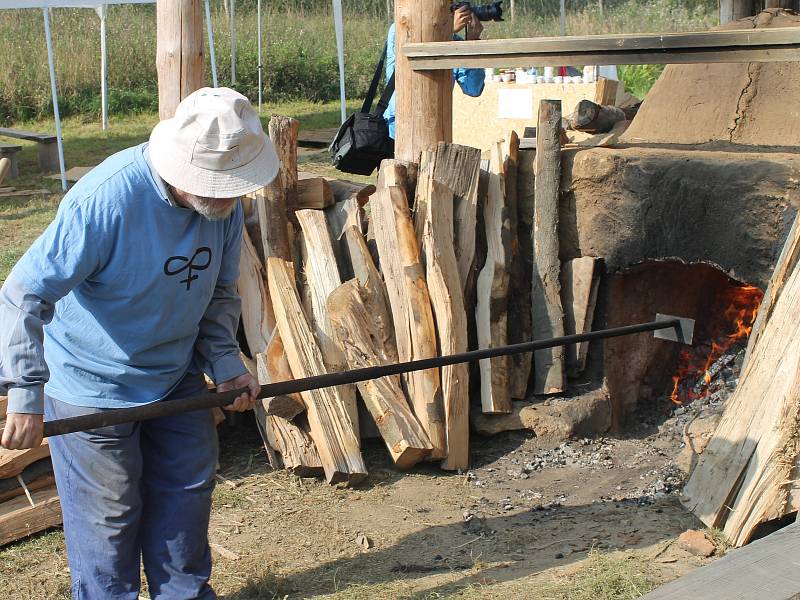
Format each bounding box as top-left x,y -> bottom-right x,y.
45,373 -> 218,600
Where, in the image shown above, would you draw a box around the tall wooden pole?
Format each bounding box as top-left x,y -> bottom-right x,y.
720,0 -> 757,24
394,0 -> 452,163
156,0 -> 204,120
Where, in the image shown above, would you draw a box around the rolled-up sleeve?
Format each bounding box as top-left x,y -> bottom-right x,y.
0,272 -> 55,414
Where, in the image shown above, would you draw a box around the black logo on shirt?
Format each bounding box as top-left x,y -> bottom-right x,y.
164,247 -> 212,291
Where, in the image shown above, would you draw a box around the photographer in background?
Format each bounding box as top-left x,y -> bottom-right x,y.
383,3 -> 488,139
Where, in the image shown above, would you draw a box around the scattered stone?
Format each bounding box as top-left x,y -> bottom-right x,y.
677,529 -> 716,557
355,533 -> 373,550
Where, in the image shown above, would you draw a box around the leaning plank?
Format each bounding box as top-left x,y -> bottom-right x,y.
476,141 -> 512,414
0,486 -> 62,547
419,144 -> 474,470
561,257 -> 602,377
296,209 -> 359,436
267,257 -> 366,485
328,281 -> 432,469
453,159 -> 481,297
371,180 -> 447,459
532,99 -> 566,395
238,229 -> 274,356
0,441 -> 50,480
683,229 -> 800,543
254,352 -> 324,478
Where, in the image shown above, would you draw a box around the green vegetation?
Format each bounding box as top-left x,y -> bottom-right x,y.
0,0 -> 717,123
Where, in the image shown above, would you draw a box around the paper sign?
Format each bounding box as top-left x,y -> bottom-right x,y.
497,88 -> 533,119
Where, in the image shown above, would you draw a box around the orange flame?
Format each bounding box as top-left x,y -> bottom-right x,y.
670,285 -> 763,405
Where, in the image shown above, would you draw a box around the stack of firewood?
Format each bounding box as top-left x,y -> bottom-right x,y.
238,103 -> 601,485
0,396 -> 62,546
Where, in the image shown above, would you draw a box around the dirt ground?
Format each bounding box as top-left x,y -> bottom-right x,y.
0,394 -> 723,600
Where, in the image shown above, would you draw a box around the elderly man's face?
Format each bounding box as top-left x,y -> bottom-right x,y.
169,185 -> 238,221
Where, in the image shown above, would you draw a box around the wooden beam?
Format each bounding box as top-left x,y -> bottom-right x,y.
156,0 -> 204,120
370,180 -> 447,458
267,257 -> 366,485
394,0 -> 453,162
532,100 -> 566,395
419,144 -> 476,470
403,29 -> 800,70
476,141 -> 512,414
328,280 -> 432,469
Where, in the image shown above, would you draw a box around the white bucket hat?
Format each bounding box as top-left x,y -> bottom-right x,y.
149,87 -> 279,198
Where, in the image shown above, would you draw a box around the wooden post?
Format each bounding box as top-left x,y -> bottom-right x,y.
532,100 -> 566,395
394,0 -> 453,162
156,0 -> 204,120
720,0 -> 757,23
765,0 -> 793,8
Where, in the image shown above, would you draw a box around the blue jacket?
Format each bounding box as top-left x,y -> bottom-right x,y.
384,24 -> 486,138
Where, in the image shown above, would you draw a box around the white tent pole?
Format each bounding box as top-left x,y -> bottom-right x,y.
204,0 -> 218,87
257,0 -> 262,112
98,4 -> 108,130
229,0 -> 235,86
332,0 -> 346,123
43,7 -> 67,192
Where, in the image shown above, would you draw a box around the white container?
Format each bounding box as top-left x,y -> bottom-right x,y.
492,74 -> 503,83
485,68 -> 495,81
536,76 -> 545,84
543,66 -> 555,79
515,69 -> 527,84
582,65 -> 596,84
554,75 -> 564,84
501,72 -> 514,83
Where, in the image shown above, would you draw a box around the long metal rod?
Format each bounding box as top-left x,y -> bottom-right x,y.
41,319 -> 680,438
204,0 -> 219,88
42,8 -> 67,192
98,5 -> 108,130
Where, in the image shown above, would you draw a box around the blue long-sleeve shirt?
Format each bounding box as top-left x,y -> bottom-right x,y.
0,143 -> 247,414
384,24 -> 485,138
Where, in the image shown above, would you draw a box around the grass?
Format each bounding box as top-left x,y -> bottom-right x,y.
0,0 -> 717,122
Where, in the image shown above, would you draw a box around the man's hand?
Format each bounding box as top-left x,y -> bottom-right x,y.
465,11 -> 484,40
217,372 -> 260,413
1,413 -> 44,450
453,5 -> 472,33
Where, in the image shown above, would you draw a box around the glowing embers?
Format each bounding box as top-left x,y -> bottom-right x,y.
670,285 -> 763,405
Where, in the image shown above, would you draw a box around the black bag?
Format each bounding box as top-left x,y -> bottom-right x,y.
330,47 -> 395,176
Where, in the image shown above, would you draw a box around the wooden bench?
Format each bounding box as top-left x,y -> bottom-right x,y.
0,128 -> 59,173
0,144 -> 22,179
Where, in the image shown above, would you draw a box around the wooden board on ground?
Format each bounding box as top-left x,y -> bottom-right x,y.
0,485 -> 62,547
0,189 -> 52,198
531,99 -> 566,395
641,521 -> 800,600
419,143 -> 476,470
370,179 -> 447,459
328,280 -> 432,469
298,127 -> 339,148
267,257 -> 366,485
561,257 -> 602,377
476,141 -> 512,414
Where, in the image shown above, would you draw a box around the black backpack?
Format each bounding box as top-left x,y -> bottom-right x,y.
330,47 -> 395,176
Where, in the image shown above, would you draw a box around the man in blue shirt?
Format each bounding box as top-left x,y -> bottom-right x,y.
0,88 -> 279,599
384,5 -> 487,138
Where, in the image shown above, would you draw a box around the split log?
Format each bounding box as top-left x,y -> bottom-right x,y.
0,486 -> 62,547
453,159 -> 481,297
0,441 -> 50,480
476,141 -> 513,414
255,116 -> 299,262
501,132 -> 532,400
328,280 -> 432,469
0,458 -> 54,504
0,158 -> 10,188
561,257 -> 602,377
296,177 -> 334,210
371,181 -> 447,459
328,180 -> 376,207
267,257 -> 366,485
238,229 -> 274,356
324,196 -> 363,282
593,76 -> 619,107
683,216 -> 800,546
254,352 -> 324,478
567,100 -> 627,134
532,99 -> 566,395
419,145 -> 474,470
296,209 -> 359,436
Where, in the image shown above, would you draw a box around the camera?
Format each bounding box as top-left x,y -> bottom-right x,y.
450,1 -> 504,22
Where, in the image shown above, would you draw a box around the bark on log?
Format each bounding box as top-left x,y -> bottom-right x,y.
419,145 -> 474,470
453,158 -> 482,297
267,257 -> 366,485
328,280 -> 432,469
370,180 -> 447,459
156,0 -> 204,120
328,180 -> 376,207
238,229 -> 274,356
296,209 -> 360,436
476,141 -> 513,414
567,100 -> 627,134
532,100 -> 566,395
561,257 -> 602,377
